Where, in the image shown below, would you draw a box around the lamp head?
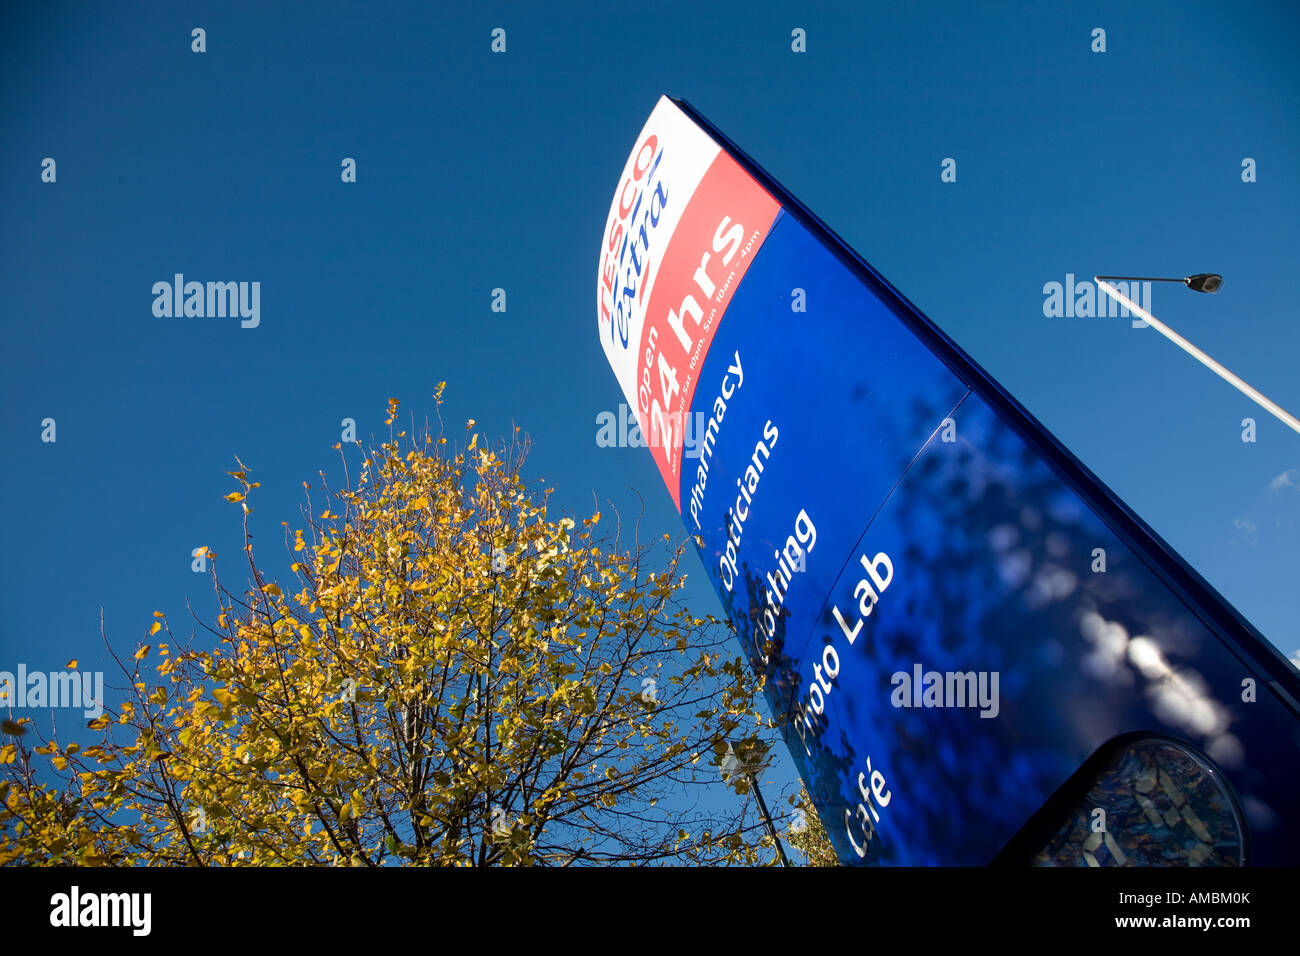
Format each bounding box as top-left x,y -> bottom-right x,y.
1184,273 -> 1223,293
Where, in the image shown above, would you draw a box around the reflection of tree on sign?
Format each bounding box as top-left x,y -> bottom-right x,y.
717,555 -> 860,861
718,558 -> 800,707
852,397 -> 1162,864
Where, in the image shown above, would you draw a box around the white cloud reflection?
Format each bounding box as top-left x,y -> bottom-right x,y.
1079,610 -> 1241,768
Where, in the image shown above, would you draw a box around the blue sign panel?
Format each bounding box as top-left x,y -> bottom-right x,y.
597,95 -> 1300,865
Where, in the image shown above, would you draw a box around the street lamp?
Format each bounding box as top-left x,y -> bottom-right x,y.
1095,273 -> 1223,293
1094,273 -> 1300,436
720,739 -> 792,866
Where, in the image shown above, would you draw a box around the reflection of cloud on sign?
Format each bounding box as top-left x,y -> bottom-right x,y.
1079,611 -> 1240,770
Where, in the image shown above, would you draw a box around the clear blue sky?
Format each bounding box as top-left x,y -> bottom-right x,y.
3,1 -> 1298,833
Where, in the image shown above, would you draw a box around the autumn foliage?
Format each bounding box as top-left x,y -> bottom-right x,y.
1,387 -> 787,865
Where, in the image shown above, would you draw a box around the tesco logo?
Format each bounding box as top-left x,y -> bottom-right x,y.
599,133 -> 668,350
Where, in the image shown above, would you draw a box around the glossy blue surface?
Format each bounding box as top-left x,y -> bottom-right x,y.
683,194 -> 1300,866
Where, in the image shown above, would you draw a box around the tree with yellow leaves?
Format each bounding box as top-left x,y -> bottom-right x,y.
784,783 -> 840,866
0,386 -> 781,866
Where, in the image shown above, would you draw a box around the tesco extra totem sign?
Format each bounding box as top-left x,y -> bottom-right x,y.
596,95 -> 1300,867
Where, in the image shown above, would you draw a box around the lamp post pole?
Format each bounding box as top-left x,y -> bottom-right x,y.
721,741 -> 792,866
1095,273 -> 1300,436
748,772 -> 792,867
